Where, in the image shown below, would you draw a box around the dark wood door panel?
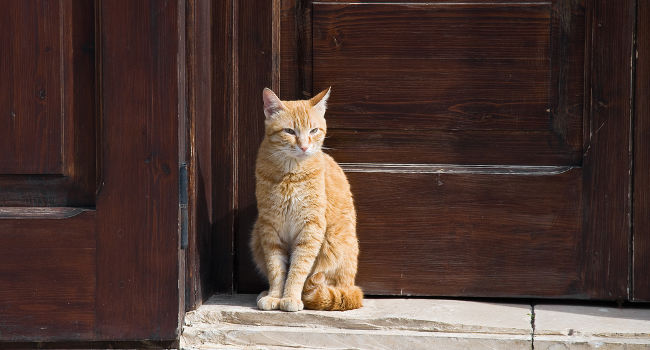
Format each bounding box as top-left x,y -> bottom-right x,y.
314,4 -> 552,60
313,3 -> 554,138
316,59 -> 552,131
0,211 -> 96,340
0,0 -> 64,174
291,2 -> 585,165
349,169 -> 584,297
0,0 -> 96,207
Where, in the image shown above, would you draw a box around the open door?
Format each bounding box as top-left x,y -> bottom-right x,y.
0,0 -> 183,341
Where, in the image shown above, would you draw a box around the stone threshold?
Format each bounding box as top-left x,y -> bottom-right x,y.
181,294 -> 650,350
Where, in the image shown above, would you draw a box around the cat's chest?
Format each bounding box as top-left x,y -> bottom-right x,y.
270,177 -> 320,244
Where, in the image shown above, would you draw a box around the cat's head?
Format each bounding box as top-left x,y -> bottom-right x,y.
261,87 -> 330,160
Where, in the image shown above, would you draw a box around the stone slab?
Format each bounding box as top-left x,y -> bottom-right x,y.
535,304 -> 650,338
182,323 -> 531,350
534,304 -> 650,349
181,294 -> 533,349
534,335 -> 650,350
181,295 -> 650,350
186,294 -> 533,334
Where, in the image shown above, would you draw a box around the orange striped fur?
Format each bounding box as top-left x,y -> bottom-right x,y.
250,88 -> 363,312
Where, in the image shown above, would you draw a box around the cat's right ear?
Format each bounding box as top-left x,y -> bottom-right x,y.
262,88 -> 285,119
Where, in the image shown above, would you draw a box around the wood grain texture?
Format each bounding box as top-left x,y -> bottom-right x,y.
0,0 -> 63,174
280,0 -> 312,100
580,0 -> 634,300
235,0 -> 275,294
349,171 -> 583,297
314,4 -> 552,60
325,129 -> 579,165
340,163 -> 574,175
308,2 -> 583,165
0,211 -> 96,340
0,207 -> 89,219
212,0 -> 236,294
313,3 -> 554,133
633,0 -> 650,301
0,0 -> 96,207
97,0 -> 180,339
185,0 -> 215,310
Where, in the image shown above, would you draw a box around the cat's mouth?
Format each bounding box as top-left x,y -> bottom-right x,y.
292,148 -> 316,158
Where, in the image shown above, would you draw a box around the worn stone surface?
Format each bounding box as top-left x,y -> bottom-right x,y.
535,305 -> 650,338
181,295 -> 650,350
186,294 -> 532,334
534,336 -> 650,350
182,324 -> 531,350
181,294 -> 532,349
533,305 -> 650,349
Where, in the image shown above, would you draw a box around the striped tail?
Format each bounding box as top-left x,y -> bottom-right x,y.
302,272 -> 363,311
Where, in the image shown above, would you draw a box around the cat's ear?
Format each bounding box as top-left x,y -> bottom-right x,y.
262,88 -> 285,119
310,87 -> 331,115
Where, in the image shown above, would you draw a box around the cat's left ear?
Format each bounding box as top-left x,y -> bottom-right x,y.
310,87 -> 331,115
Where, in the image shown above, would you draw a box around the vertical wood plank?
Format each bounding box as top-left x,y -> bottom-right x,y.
633,0 -> 650,301
280,0 -> 312,100
97,0 -> 180,339
234,0 -> 274,293
212,0 -> 236,293
581,0 -> 634,300
186,0 -> 216,308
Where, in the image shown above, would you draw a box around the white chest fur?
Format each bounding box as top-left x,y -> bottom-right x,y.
276,183 -> 309,248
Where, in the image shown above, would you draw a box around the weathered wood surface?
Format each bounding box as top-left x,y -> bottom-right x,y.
0,0 -> 96,207
96,0 -> 181,339
633,0 -> 650,301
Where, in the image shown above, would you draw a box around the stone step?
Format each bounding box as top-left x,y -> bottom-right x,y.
180,294 -> 650,350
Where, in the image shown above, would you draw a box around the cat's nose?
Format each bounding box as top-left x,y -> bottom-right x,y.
300,146 -> 309,152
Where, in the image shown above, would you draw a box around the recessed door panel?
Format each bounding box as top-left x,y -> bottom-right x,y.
0,0 -> 96,207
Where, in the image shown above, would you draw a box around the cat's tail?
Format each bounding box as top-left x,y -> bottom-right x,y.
302,272 -> 363,311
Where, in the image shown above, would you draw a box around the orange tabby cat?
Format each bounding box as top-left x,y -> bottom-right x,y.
250,87 -> 363,312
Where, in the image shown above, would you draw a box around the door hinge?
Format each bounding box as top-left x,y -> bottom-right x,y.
179,163 -> 188,249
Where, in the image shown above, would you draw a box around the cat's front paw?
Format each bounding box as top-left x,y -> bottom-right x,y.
257,295 -> 281,310
279,297 -> 304,312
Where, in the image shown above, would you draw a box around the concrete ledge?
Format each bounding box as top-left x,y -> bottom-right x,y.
181,295 -> 650,350
534,304 -> 650,349
182,294 -> 532,349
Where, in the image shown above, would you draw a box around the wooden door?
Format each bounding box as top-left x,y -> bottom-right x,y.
233,0 -> 636,300
0,0 -> 183,342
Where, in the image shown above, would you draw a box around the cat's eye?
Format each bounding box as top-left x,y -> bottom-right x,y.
310,128 -> 319,134
283,128 -> 296,135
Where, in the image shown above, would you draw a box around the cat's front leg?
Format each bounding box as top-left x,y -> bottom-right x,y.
280,221 -> 325,312
256,222 -> 288,311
